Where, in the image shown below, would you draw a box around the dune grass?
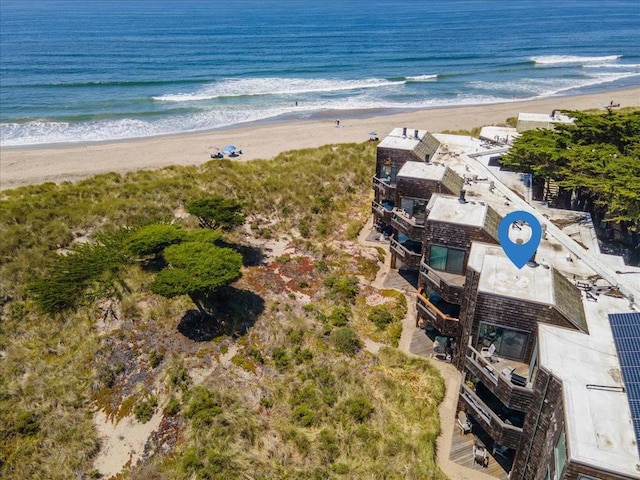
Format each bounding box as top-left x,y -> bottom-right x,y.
0,140 -> 447,479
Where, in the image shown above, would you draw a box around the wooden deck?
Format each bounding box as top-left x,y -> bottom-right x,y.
449,424 -> 511,479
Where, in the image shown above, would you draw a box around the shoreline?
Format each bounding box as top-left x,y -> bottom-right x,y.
1,86 -> 638,191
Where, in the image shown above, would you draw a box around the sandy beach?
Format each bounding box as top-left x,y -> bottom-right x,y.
1,87 -> 638,191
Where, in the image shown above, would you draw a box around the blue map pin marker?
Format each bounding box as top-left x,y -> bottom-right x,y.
498,211 -> 542,269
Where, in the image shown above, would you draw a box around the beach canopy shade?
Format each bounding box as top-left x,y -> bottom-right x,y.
222,145 -> 237,154
369,132 -> 378,136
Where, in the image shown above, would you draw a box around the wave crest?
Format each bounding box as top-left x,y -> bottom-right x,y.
405,74 -> 438,82
531,55 -> 622,65
153,77 -> 405,102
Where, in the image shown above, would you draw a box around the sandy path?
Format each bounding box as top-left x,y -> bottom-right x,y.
1,87 -> 638,190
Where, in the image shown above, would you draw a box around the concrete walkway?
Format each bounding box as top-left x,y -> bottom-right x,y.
358,219 -> 499,479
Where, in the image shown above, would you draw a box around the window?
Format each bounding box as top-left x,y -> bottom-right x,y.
400,197 -> 427,222
380,163 -> 399,183
578,476 -> 601,480
554,430 -> 567,480
429,245 -> 465,274
478,323 -> 529,360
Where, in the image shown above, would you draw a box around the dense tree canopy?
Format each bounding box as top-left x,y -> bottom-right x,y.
150,241 -> 242,316
185,196 -> 245,230
30,230 -> 131,314
126,224 -> 185,258
502,110 -> 640,225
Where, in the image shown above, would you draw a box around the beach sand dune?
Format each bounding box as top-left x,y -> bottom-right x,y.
1,88 -> 638,191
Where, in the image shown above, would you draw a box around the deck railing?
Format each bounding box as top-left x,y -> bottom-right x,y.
415,288 -> 460,337
389,238 -> 421,269
465,345 -> 533,411
371,200 -> 393,223
390,209 -> 424,240
460,383 -> 523,449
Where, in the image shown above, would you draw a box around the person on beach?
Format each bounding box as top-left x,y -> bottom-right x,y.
336,119 -> 340,127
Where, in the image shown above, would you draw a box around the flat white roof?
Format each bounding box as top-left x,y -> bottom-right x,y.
397,161 -> 447,181
479,126 -> 520,144
468,243 -> 554,304
378,127 -> 428,150
539,295 -> 640,477
427,194 -> 488,228
518,112 -> 574,124
386,126 -> 640,475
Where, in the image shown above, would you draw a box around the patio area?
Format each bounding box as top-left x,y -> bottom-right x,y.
449,422 -> 512,479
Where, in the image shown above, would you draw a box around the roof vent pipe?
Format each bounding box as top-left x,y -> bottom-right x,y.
402,127 -> 407,137
527,251 -> 538,268
458,189 -> 466,203
414,129 -> 419,139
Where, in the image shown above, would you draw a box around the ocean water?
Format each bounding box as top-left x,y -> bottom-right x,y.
1,0 -> 639,146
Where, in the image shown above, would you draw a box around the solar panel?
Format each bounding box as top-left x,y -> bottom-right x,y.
609,312 -> 640,453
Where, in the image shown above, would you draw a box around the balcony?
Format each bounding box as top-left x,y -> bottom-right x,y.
390,238 -> 422,270
465,345 -> 533,411
420,260 -> 464,303
459,384 -> 523,450
390,208 -> 425,240
416,288 -> 460,337
371,200 -> 394,224
372,175 -> 396,196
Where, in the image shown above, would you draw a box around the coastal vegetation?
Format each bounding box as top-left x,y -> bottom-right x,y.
0,141 -> 447,479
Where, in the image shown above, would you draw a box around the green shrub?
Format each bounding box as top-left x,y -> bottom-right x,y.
339,397 -> 374,423
292,405 -> 317,427
272,347 -> 290,370
133,395 -> 158,423
180,445 -> 203,475
13,411 -> 40,436
323,275 -> 359,303
318,429 -> 339,461
331,327 -> 361,355
387,323 -> 403,347
368,306 -> 394,329
328,307 -> 350,326
148,349 -> 163,368
184,387 -> 222,428
293,347 -> 313,364
165,397 -> 181,416
332,463 -> 349,474
168,367 -> 191,392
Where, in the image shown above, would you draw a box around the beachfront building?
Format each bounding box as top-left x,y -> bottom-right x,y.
371,127 -> 640,479
372,127 -> 463,271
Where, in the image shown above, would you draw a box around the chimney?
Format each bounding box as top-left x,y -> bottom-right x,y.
414,129 -> 419,139
458,189 -> 466,203
402,127 -> 407,137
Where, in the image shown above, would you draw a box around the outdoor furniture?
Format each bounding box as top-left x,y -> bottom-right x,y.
481,343 -> 496,362
493,443 -> 509,459
473,444 -> 489,467
510,373 -> 527,387
501,366 -> 516,378
457,410 -> 472,434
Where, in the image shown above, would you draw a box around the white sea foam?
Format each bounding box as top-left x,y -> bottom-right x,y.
470,71 -> 639,98
0,107 -> 291,146
583,62 -> 640,69
531,55 -> 621,65
406,74 -> 438,82
153,77 -> 405,102
0,91 -> 505,146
